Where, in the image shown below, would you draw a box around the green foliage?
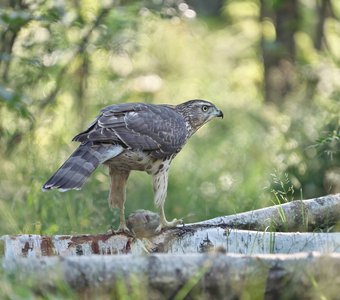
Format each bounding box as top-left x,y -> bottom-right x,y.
0,85 -> 31,118
0,0 -> 339,239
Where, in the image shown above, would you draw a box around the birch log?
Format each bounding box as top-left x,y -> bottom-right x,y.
1,194 -> 339,258
3,252 -> 340,299
194,193 -> 340,231
3,229 -> 340,258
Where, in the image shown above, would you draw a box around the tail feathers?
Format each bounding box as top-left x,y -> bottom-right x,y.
42,143 -> 123,192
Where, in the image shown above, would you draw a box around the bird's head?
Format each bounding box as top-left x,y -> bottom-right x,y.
176,99 -> 223,134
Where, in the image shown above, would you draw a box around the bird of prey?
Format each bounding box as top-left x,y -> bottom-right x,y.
42,99 -> 223,233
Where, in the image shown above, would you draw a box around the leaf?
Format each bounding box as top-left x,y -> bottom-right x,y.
0,86 -> 32,119
0,10 -> 32,30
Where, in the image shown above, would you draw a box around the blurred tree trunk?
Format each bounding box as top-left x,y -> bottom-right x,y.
75,53 -> 90,130
314,0 -> 333,50
0,0 -> 29,82
260,0 -> 299,103
305,0 -> 334,101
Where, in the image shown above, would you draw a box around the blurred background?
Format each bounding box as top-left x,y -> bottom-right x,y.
0,0 -> 339,235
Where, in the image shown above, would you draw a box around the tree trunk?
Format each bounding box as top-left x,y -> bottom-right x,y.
260,0 -> 298,103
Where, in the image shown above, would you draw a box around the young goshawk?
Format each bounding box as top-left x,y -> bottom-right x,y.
42,99 -> 223,233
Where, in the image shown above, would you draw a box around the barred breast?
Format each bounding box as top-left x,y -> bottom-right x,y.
104,149 -> 169,175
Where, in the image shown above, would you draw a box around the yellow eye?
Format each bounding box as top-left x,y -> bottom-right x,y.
202,105 -> 209,112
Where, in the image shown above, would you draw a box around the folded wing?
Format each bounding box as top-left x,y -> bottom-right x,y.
73,103 -> 188,158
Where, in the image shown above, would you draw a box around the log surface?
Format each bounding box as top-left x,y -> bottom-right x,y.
3,252 -> 340,299
2,229 -> 340,258
194,193 -> 340,231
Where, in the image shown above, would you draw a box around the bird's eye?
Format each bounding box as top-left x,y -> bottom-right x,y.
202,105 -> 209,112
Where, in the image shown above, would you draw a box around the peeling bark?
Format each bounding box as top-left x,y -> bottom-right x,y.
2,229 -> 340,258
2,252 -> 340,299
1,194 -> 339,258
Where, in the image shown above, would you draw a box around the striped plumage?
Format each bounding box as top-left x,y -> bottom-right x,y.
43,99 -> 223,232
42,143 -> 123,192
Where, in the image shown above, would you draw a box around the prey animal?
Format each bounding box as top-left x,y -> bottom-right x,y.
42,100 -> 223,233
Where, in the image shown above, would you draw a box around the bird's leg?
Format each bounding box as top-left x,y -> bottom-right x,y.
108,167 -> 131,234
153,169 -> 183,232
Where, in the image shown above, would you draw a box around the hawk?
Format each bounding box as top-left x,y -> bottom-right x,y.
42,100 -> 223,233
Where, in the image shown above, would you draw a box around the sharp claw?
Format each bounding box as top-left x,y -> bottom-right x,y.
155,218 -> 183,233
155,225 -> 162,233
114,224 -> 133,235
170,218 -> 184,226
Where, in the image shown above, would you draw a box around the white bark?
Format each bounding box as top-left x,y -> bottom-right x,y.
194,193 -> 340,231
1,194 -> 339,258
3,252 -> 340,299
2,225 -> 340,258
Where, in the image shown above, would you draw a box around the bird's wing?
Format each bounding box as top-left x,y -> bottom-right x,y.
73,103 -> 188,157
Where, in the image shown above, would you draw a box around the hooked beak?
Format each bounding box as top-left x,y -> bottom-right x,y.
216,109 -> 224,119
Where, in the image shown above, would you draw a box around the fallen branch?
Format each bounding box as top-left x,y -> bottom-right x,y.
194,193 -> 340,231
3,252 -> 340,299
2,229 -> 340,258
1,194 -> 340,258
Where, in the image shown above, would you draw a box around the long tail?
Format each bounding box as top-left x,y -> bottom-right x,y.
42,143 -> 123,192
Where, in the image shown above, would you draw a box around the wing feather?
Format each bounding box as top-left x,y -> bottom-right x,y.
72,103 -> 188,158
